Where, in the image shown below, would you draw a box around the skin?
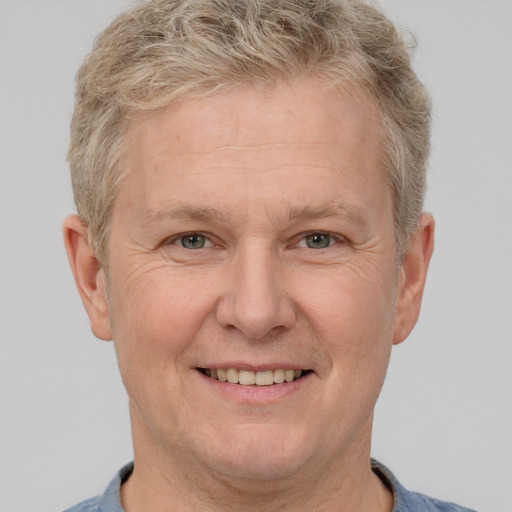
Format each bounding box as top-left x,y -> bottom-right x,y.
64,79 -> 434,512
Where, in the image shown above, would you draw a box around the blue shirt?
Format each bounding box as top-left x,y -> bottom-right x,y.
64,460 -> 478,512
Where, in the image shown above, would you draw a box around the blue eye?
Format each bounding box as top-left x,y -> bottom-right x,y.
179,234 -> 207,249
303,233 -> 336,249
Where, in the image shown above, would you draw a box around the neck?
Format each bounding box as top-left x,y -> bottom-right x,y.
121,416 -> 392,512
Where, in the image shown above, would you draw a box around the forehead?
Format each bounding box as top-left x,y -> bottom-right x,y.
118,79 -> 389,228
127,80 -> 383,161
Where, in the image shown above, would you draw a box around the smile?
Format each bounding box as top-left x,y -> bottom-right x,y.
198,368 -> 310,386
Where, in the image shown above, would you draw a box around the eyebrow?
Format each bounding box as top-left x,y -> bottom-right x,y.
285,203 -> 348,222
282,202 -> 370,233
140,204 -> 232,228
140,201 -> 368,230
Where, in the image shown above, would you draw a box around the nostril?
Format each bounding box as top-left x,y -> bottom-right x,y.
214,274 -> 297,339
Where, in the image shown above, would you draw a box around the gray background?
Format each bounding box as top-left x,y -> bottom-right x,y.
0,1 -> 511,510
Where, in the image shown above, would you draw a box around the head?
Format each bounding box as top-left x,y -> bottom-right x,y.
68,0 -> 431,268
64,0 -> 435,501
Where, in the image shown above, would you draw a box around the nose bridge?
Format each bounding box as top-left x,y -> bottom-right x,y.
216,241 -> 295,339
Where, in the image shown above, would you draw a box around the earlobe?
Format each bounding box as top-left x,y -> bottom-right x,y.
63,215 -> 113,341
393,213 -> 435,345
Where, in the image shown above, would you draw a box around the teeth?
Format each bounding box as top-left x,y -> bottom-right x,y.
201,368 -> 305,385
255,370 -> 274,386
273,368 -> 285,384
227,368 -> 239,384
239,370 -> 255,385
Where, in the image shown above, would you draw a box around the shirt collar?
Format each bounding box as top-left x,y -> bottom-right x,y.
99,460 -> 416,512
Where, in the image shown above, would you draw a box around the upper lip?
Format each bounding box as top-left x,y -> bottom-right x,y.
196,363 -> 310,371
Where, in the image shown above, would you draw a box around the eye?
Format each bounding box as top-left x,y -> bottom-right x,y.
175,233 -> 211,249
298,232 -> 339,249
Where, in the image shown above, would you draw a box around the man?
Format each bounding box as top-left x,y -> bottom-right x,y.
62,1 -> 476,511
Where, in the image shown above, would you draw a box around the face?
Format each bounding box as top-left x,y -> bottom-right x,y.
67,79 -> 432,484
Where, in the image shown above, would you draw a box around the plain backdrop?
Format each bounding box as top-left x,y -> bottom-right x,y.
0,1 -> 511,511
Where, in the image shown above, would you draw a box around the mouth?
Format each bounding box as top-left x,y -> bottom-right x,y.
197,368 -> 312,386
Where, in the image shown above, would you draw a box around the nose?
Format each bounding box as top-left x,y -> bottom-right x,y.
215,245 -> 296,340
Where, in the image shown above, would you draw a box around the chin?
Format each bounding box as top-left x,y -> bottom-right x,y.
194,423 -> 315,482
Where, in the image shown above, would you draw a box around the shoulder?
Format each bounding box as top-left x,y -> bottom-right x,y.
63,496 -> 101,512
62,462 -> 133,512
371,460 -> 478,512
404,490 -> 478,512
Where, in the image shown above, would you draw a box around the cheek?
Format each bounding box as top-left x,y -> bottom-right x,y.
290,266 -> 395,446
298,263 -> 397,335
108,268 -> 220,372
293,262 -> 397,378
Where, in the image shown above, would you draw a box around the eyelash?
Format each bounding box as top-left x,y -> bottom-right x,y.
293,232 -> 344,250
168,232 -> 214,250
166,231 -> 344,251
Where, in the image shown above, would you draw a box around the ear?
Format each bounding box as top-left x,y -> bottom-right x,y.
63,215 -> 112,341
393,213 -> 435,345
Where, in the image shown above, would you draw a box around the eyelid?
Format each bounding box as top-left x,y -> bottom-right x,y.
162,230 -> 345,249
166,232 -> 215,248
293,231 -> 345,248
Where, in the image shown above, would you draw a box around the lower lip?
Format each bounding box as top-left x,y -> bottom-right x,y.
196,370 -> 312,404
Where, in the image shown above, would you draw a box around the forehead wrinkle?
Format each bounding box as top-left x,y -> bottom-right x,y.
210,142 -> 335,152
162,143 -> 338,168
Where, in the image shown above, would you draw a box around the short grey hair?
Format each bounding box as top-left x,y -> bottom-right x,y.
68,0 -> 431,265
